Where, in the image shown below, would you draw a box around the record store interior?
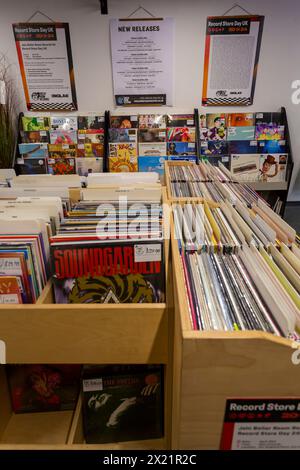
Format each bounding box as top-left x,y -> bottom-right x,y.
0,0 -> 300,453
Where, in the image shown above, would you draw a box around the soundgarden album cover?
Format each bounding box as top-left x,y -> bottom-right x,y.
51,241 -> 165,304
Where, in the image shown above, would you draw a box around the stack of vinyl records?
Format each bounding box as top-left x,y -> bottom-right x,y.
0,193 -> 66,303
168,162 -> 264,206
174,199 -> 300,337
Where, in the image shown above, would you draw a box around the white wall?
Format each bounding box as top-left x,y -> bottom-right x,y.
1,0 -> 300,199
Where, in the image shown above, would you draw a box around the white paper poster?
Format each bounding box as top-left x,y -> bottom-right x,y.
110,18 -> 174,106
13,23 -> 77,111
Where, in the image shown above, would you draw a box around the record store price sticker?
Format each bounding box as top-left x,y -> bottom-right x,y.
83,378 -> 103,392
134,244 -> 161,262
0,340 -> 6,364
0,258 -> 23,275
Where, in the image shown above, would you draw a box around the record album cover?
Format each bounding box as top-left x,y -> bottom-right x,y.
22,116 -> 50,131
227,113 -> 254,127
257,140 -> 287,153
18,143 -> 48,159
50,116 -> 78,131
17,158 -> 48,175
109,143 -> 137,159
49,130 -> 77,145
82,365 -> 163,444
109,155 -> 138,172
109,128 -> 137,143
7,364 -> 81,413
78,116 -> 105,131
167,127 -> 195,142
20,131 -> 49,143
76,158 -> 103,176
51,241 -> 165,303
78,131 -> 104,144
48,144 -> 77,159
138,115 -> 166,129
138,156 -> 166,182
258,154 -> 287,182
206,114 -> 227,141
167,114 -> 195,127
47,157 -> 76,175
227,126 -> 255,141
231,154 -> 260,181
255,112 -> 283,126
168,155 -> 197,163
0,276 -> 22,304
167,142 -> 196,156
201,155 -> 230,169
110,115 -> 138,129
138,128 -> 166,143
228,140 -> 258,154
255,125 -> 285,141
201,141 -> 228,156
138,143 -> 167,157
77,143 -> 104,158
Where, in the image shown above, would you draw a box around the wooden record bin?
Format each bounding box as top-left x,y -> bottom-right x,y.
170,230 -> 300,450
0,189 -> 173,450
165,160 -> 199,203
165,160 -> 220,209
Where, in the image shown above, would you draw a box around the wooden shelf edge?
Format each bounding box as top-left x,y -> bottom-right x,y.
182,329 -> 300,348
240,181 -> 288,191
0,438 -> 167,450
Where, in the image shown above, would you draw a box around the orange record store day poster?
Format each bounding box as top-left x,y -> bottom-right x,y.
202,15 -> 264,106
12,22 -> 77,111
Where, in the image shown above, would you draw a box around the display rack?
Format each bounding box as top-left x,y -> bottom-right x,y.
195,107 -> 294,217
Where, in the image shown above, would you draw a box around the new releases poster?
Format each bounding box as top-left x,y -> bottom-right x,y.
202,16 -> 264,106
110,18 -> 174,106
13,23 -> 77,111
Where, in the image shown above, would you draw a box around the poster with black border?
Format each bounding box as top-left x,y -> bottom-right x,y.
13,22 -> 77,111
202,15 -> 264,106
220,398 -> 300,450
110,18 -> 174,106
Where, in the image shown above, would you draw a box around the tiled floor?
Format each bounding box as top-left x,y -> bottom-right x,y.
284,203 -> 300,233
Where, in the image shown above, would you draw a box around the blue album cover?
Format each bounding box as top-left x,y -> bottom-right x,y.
18,143 -> 48,158
227,126 -> 255,141
228,140 -> 258,154
257,140 -> 287,153
201,141 -> 228,156
167,142 -> 196,156
138,156 -> 166,177
168,156 -> 197,163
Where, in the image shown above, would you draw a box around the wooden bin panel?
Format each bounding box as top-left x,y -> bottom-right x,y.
0,303 -> 167,364
179,335 -> 300,449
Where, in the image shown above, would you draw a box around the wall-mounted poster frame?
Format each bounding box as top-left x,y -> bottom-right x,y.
202,15 -> 264,106
13,22 -> 77,111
